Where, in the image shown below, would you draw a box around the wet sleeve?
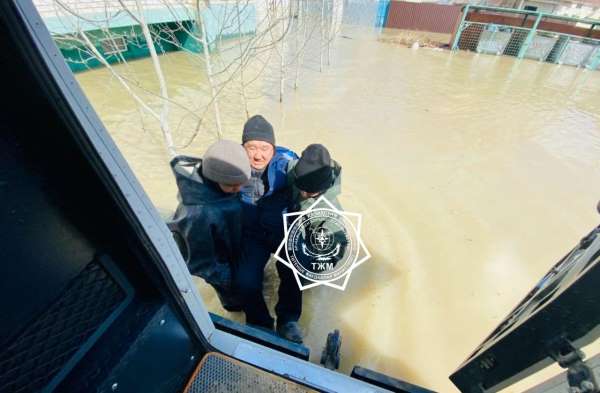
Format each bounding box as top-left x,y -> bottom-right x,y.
178,213 -> 232,288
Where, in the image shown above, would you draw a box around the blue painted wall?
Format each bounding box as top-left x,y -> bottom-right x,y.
376,0 -> 390,28
48,4 -> 256,72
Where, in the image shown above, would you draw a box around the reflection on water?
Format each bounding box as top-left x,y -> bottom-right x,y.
75,26 -> 600,392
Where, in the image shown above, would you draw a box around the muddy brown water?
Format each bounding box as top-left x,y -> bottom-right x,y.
75,27 -> 600,392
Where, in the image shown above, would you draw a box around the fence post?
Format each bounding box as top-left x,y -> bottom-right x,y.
517,11 -> 542,59
587,47 -> 600,70
452,4 -> 470,51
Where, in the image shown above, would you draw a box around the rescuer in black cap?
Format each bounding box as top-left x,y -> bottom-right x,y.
289,143 -> 342,211
270,144 -> 343,342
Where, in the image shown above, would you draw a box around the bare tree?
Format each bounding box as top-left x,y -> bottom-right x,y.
195,0 -> 223,138
38,0 -> 343,153
123,0 -> 176,157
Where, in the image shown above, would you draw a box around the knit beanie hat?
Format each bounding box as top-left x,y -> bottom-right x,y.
242,115 -> 275,146
202,140 -> 251,185
294,144 -> 334,193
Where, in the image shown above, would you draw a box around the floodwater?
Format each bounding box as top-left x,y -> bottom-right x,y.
75,27 -> 600,392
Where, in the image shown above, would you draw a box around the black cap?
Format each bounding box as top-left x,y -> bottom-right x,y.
242,115 -> 275,146
294,144 -> 333,193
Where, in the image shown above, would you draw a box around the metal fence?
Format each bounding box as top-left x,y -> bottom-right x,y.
451,5 -> 600,70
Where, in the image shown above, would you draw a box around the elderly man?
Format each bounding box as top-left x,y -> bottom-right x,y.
170,140 -> 251,311
235,115 -> 306,341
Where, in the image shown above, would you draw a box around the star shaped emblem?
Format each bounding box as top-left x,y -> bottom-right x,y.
274,195 -> 371,290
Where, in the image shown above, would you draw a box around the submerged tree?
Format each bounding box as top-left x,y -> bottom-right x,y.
36,0 -> 344,156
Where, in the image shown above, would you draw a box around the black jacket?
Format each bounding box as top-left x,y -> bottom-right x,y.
169,155 -> 243,288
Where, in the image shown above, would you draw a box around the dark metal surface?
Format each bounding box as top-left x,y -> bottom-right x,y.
450,225 -> 600,392
0,2 -> 209,392
55,301 -> 160,393
1,0 -> 213,346
351,366 -> 437,393
0,257 -> 132,393
97,306 -> 199,393
0,101 -> 96,352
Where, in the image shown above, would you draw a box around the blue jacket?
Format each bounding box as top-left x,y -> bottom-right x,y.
241,146 -> 298,250
240,146 -> 297,204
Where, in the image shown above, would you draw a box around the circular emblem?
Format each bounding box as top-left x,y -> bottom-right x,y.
285,208 -> 360,282
310,227 -> 334,251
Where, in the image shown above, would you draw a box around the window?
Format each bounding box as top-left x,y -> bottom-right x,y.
99,36 -> 126,55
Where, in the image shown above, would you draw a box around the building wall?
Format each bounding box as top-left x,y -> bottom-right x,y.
464,11 -> 600,38
522,1 -> 558,13
554,2 -> 600,19
33,0 -> 257,72
54,22 -> 194,72
385,1 -> 462,34
476,0 -> 600,18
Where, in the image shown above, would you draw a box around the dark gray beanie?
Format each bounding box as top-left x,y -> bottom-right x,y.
202,140 -> 251,185
242,115 -> 275,146
294,144 -> 334,193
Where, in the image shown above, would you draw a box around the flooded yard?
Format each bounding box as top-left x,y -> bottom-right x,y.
75,26 -> 600,392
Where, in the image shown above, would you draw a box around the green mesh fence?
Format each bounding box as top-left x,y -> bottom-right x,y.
452,5 -> 600,70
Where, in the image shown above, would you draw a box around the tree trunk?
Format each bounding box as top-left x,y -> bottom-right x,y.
236,0 -> 250,118
320,0 -> 326,72
134,0 -> 176,158
279,0 -> 286,102
80,30 -> 162,126
196,0 -> 223,139
294,0 -> 304,89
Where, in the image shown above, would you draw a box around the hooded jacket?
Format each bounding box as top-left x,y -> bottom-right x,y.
169,155 -> 243,288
